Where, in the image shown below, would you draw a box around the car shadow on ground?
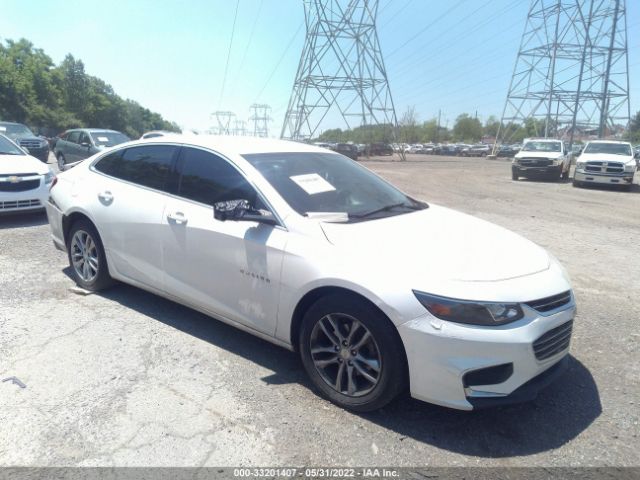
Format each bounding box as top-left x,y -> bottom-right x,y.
571,179 -> 640,193
95,282 -> 601,458
0,210 -> 48,230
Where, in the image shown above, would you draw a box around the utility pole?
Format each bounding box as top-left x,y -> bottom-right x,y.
212,111 -> 236,136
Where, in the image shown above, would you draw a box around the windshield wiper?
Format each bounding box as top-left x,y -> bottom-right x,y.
350,202 -> 423,219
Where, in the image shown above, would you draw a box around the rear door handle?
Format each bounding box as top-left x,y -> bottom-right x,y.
167,211 -> 188,225
98,191 -> 113,203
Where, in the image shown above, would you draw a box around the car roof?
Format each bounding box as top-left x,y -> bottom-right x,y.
136,134 -> 332,155
585,140 -> 631,145
67,128 -> 123,133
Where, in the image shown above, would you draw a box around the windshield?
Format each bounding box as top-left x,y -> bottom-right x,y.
90,131 -> 130,147
0,135 -> 25,155
0,123 -> 35,138
583,142 -> 632,156
522,141 -> 562,152
243,152 -> 426,222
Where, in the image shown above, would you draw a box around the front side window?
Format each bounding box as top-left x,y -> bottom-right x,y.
94,145 -> 178,191
67,131 -> 81,144
177,147 -> 262,207
583,142 -> 632,156
243,152 -> 425,222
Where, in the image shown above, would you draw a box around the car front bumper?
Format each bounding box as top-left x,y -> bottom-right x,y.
513,164 -> 562,175
398,300 -> 576,410
574,169 -> 634,185
0,180 -> 48,213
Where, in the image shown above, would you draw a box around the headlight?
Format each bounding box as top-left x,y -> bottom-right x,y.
576,161 -> 586,169
40,140 -> 48,148
413,291 -> 524,326
44,171 -> 54,184
624,163 -> 635,172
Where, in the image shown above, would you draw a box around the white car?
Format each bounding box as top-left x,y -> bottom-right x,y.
512,138 -> 571,181
45,136 -> 575,411
0,133 -> 54,213
574,140 -> 637,190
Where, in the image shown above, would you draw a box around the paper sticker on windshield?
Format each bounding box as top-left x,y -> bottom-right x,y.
97,136 -> 109,142
0,127 -> 6,132
290,174 -> 336,195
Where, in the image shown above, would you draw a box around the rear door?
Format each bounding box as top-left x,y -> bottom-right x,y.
88,144 -> 180,290
161,146 -> 287,335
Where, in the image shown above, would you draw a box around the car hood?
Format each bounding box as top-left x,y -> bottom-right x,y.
320,204 -> 550,283
516,151 -> 563,159
0,153 -> 50,175
578,153 -> 635,165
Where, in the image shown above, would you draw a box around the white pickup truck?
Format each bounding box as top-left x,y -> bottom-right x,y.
512,138 -> 572,181
573,140 -> 637,191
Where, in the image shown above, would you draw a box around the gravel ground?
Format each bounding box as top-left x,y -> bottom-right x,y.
0,153 -> 638,467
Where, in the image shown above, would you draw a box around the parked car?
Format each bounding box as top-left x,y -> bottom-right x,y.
496,144 -> 518,158
332,143 -> 358,161
367,143 -> 393,156
0,133 -> 54,214
512,138 -> 571,181
573,140 -> 636,190
404,144 -> 423,154
47,136 -> 575,412
461,144 -> 491,157
0,121 -> 50,163
54,129 -> 130,171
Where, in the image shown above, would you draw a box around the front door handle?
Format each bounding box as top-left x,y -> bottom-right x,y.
167,211 -> 188,225
98,191 -> 113,203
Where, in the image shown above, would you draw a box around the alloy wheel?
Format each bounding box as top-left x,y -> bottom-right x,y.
70,230 -> 99,283
309,313 -> 382,397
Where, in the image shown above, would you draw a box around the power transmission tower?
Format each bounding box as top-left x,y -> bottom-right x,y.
212,111 -> 236,135
281,0 -> 400,146
233,119 -> 248,136
250,103 -> 272,137
497,0 -> 630,146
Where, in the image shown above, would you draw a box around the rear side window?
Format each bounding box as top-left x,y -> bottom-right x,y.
68,131 -> 81,144
177,147 -> 261,207
94,145 -> 178,191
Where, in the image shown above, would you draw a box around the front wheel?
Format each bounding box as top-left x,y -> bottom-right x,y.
572,178 -> 582,188
512,168 -> 519,181
67,219 -> 114,291
299,294 -> 407,412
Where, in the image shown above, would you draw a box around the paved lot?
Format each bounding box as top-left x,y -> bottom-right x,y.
0,153 -> 638,466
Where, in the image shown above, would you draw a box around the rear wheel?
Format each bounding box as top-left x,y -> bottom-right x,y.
67,219 -> 114,291
299,294 -> 407,412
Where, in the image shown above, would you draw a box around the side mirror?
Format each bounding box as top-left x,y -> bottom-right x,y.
213,199 -> 277,226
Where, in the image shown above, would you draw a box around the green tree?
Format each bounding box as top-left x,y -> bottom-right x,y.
628,111 -> 640,143
453,113 -> 482,142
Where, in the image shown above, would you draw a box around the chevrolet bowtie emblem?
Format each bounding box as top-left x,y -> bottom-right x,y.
7,176 -> 21,183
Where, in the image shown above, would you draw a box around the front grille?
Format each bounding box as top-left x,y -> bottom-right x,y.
526,290 -> 572,313
519,157 -> 551,167
0,199 -> 41,209
533,320 -> 573,361
19,139 -> 43,149
585,161 -> 624,174
0,179 -> 41,192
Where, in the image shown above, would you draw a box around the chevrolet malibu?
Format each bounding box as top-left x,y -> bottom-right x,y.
46,136 -> 576,411
0,133 -> 54,213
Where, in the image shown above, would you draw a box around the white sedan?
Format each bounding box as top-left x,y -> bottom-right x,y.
0,133 -> 54,213
46,136 -> 575,411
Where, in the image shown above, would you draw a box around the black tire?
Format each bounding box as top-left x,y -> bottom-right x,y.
299,293 -> 407,412
572,178 -> 582,188
67,219 -> 114,291
512,168 -> 519,181
561,165 -> 570,181
57,153 -> 66,172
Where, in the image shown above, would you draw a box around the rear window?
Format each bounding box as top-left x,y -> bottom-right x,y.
94,145 -> 178,191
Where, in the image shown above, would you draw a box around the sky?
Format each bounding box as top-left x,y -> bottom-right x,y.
1,0 -> 638,136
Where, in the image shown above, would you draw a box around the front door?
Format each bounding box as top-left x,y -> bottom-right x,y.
162,146 -> 286,335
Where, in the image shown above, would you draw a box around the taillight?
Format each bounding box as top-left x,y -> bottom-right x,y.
50,176 -> 58,190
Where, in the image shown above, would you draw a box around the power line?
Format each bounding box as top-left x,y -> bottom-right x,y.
381,0 -> 415,28
254,21 -> 304,103
218,0 -> 241,109
229,0 -> 265,96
